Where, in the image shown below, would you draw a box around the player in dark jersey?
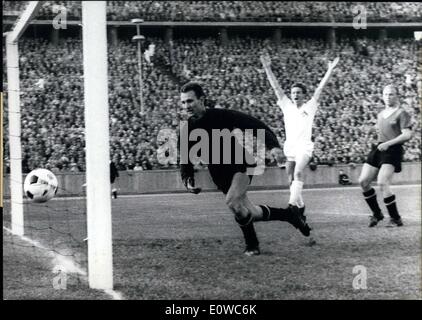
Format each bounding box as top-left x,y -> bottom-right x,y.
358,85 -> 413,227
179,82 -> 311,256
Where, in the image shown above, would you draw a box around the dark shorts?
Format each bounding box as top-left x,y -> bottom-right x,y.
208,164 -> 254,194
365,143 -> 403,173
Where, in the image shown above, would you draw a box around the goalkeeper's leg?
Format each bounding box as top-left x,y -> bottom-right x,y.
226,173 -> 311,256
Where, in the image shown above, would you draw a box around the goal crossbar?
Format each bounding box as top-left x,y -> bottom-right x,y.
7,1 -> 42,43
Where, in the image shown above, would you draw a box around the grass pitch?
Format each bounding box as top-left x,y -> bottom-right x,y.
3,185 -> 421,299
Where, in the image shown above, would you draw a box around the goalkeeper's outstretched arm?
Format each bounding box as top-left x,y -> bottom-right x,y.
313,57 -> 340,102
260,54 -> 285,102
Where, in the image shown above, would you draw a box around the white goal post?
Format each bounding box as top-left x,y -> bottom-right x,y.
5,1 -> 114,290
82,1 -> 114,290
5,1 -> 42,236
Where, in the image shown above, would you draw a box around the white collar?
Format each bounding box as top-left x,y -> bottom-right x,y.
382,107 -> 399,119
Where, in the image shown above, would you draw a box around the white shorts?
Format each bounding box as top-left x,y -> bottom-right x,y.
283,141 -> 314,162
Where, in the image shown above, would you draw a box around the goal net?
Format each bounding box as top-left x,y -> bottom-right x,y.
3,1 -> 114,297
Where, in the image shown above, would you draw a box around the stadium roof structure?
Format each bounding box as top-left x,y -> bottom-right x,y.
3,19 -> 422,28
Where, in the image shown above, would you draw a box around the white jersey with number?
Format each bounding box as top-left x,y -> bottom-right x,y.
277,95 -> 318,160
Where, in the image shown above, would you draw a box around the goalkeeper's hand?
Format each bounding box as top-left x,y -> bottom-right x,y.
184,177 -> 202,194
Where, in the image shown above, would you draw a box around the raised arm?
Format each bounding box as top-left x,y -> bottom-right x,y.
260,53 -> 285,102
313,57 -> 340,102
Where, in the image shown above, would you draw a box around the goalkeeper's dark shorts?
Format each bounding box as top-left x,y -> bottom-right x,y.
365,143 -> 403,173
208,163 -> 255,195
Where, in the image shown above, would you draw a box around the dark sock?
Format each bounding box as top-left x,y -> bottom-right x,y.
363,188 -> 382,217
258,205 -> 290,221
235,215 -> 259,248
384,195 -> 400,220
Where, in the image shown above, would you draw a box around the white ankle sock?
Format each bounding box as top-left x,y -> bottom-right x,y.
289,180 -> 304,207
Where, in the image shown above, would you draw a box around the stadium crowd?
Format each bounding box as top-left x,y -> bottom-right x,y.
3,1 -> 422,23
3,34 -> 421,173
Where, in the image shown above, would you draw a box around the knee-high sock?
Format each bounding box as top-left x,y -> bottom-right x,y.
363,188 -> 382,217
289,180 -> 304,207
235,214 -> 259,248
257,205 -> 291,221
384,194 -> 400,219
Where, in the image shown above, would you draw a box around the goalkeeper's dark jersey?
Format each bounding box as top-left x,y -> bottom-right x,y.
180,108 -> 280,183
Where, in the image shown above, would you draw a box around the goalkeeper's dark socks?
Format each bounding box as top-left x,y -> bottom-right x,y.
235,214 -> 259,249
384,195 -> 401,220
259,205 -> 290,221
363,188 -> 382,217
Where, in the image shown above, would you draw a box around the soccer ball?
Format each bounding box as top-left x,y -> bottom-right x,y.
24,169 -> 58,203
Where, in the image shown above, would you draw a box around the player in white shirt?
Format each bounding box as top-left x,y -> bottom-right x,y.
261,53 -> 339,217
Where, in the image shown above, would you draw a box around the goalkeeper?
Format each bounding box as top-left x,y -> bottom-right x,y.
179,82 -> 311,256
